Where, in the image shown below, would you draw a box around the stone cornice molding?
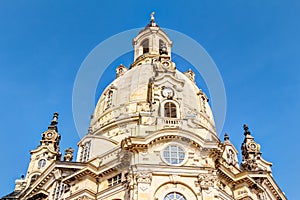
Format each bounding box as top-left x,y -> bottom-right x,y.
30,145 -> 59,155
77,134 -> 119,146
121,129 -> 220,152
152,73 -> 185,88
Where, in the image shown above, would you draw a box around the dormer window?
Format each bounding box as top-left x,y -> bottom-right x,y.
104,90 -> 113,110
164,102 -> 177,118
141,39 -> 149,54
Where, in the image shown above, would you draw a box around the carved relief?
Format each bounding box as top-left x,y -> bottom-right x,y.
258,192 -> 267,200
226,149 -> 237,165
197,173 -> 217,189
241,158 -> 258,171
184,107 -> 197,118
136,172 -> 152,184
137,102 -> 150,112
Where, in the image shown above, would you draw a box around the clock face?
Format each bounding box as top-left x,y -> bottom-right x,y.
47,132 -> 52,138
248,142 -> 257,151
162,61 -> 169,67
162,87 -> 174,98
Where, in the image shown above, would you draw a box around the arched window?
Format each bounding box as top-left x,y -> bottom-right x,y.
38,159 -> 46,168
159,39 -> 167,55
104,90 -> 113,110
30,174 -> 40,185
164,102 -> 177,118
164,192 -> 186,200
141,39 -> 149,54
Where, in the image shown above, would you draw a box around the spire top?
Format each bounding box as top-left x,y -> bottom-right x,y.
146,12 -> 159,28
48,112 -> 59,131
243,124 -> 251,136
150,12 -> 155,22
51,112 -> 59,126
224,132 -> 229,141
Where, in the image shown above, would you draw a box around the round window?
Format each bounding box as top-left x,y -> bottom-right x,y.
162,145 -> 185,165
38,159 -> 46,168
164,192 -> 186,200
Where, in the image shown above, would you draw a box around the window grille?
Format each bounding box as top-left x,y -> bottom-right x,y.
164,102 -> 177,118
108,174 -> 122,187
80,141 -> 91,162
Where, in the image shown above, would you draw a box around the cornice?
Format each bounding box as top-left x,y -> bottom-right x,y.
30,145 -> 58,155
121,129 -> 219,152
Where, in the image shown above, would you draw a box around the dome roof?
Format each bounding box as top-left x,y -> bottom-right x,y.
90,61 -> 216,135
89,19 -> 216,136
79,17 -> 218,161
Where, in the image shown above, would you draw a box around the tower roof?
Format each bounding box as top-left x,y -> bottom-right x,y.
88,18 -> 216,142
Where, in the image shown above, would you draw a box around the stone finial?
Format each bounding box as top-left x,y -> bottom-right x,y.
243,124 -> 251,136
48,112 -> 59,131
150,12 -> 155,22
224,133 -> 229,141
116,64 -> 128,78
147,12 -> 158,27
51,112 -> 59,126
184,69 -> 195,82
64,148 -> 74,162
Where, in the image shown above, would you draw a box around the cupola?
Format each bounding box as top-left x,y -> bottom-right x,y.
132,12 -> 173,61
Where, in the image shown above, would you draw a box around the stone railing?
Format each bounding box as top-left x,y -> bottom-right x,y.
158,118 -> 182,128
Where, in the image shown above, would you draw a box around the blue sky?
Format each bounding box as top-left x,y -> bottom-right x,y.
0,0 -> 299,198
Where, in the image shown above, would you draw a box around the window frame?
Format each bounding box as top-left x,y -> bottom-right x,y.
164,102 -> 177,118
141,39 -> 149,54
80,141 -> 91,162
161,143 -> 187,166
161,100 -> 180,119
108,173 -> 122,187
37,158 -> 47,169
52,181 -> 66,200
164,192 -> 186,200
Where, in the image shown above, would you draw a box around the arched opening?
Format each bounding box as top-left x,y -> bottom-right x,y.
159,39 -> 167,55
164,102 -> 177,118
30,174 -> 40,185
38,159 -> 46,168
104,90 -> 113,110
141,39 -> 149,54
164,192 -> 186,200
154,183 -> 197,200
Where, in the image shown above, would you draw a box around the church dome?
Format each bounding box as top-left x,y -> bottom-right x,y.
90,64 -> 216,134
78,16 -> 218,161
